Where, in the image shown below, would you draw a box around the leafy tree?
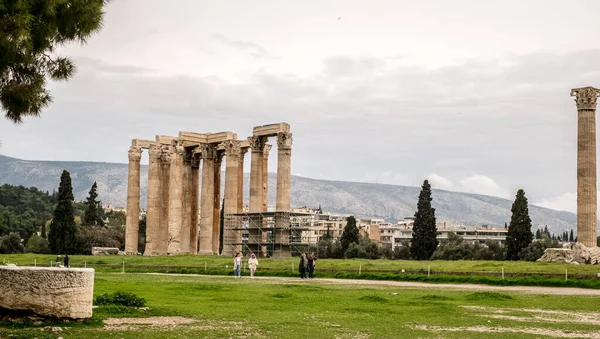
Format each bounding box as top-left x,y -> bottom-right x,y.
431,232 -> 479,260
316,237 -> 333,258
393,241 -> 411,260
105,210 -> 126,227
519,236 -> 560,261
25,234 -> 50,254
1,0 -> 109,123
0,216 -> 8,236
410,180 -> 438,260
75,224 -> 124,254
505,189 -> 534,260
40,221 -> 46,238
48,170 -> 76,254
0,232 -> 24,254
82,182 -> 104,226
340,216 -> 359,253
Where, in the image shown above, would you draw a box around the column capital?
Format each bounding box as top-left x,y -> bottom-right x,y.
263,144 -> 272,156
175,140 -> 185,155
215,150 -> 224,166
160,146 -> 172,163
221,140 -> 242,158
200,144 -> 217,160
571,86 -> 600,110
191,153 -> 201,168
277,132 -> 293,149
148,143 -> 162,159
128,146 -> 142,161
248,135 -> 267,153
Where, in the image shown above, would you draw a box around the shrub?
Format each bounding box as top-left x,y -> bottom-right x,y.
519,237 -> 560,262
393,241 -> 411,260
95,291 -> 146,307
0,233 -> 24,254
25,234 -> 51,254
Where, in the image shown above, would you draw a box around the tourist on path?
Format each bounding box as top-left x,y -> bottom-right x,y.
248,253 -> 259,278
55,255 -> 62,267
64,255 -> 70,268
307,252 -> 317,278
233,253 -> 242,278
299,253 -> 308,279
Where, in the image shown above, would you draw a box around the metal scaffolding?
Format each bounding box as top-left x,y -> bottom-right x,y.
223,211 -> 313,257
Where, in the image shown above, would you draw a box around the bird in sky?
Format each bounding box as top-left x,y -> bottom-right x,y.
338,17 -> 341,20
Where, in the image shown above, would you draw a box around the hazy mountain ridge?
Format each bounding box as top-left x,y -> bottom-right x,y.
0,154 -> 580,234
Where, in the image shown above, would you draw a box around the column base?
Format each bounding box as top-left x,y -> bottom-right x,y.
197,250 -> 215,255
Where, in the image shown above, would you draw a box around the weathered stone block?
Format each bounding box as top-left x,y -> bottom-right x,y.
0,266 -> 94,319
537,242 -> 600,264
92,247 -> 120,255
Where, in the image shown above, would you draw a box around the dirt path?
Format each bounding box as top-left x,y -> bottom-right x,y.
142,273 -> 600,296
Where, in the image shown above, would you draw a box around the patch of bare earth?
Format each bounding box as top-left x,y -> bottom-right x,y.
463,306 -> 600,325
103,316 -> 196,331
412,325 -> 600,338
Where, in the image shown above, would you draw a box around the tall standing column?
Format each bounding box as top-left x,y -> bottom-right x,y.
180,149 -> 192,254
571,86 -> 600,248
199,144 -> 217,254
167,142 -> 184,254
248,136 -> 267,212
144,143 -> 162,255
276,132 -> 293,211
237,148 -> 247,212
125,145 -> 142,254
212,151 -> 224,254
157,146 -> 172,255
223,140 -> 241,256
189,152 -> 201,253
262,144 -> 272,212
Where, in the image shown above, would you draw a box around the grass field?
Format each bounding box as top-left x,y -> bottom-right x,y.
2,272 -> 600,338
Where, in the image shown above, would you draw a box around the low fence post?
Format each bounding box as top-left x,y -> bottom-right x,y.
122,261 -> 125,274
205,261 -> 207,272
565,268 -> 568,282
359,264 -> 362,275
501,267 -> 504,280
84,261 -> 87,268
34,259 -> 36,267
427,265 -> 430,277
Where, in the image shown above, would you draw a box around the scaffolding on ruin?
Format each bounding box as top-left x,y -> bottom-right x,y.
223,211 -> 313,258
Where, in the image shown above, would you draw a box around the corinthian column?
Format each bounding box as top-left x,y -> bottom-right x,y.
144,143 -> 162,255
571,86 -> 600,248
157,145 -> 172,255
248,136 -> 267,212
212,151 -> 224,254
238,148 -> 248,212
222,140 -> 241,255
125,145 -> 142,254
180,148 -> 192,254
189,152 -> 201,253
167,142 -> 184,254
262,144 -> 272,212
276,132 -> 293,212
199,144 -> 217,254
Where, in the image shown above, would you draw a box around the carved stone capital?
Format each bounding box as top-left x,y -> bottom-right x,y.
148,144 -> 162,159
221,140 -> 242,158
183,148 -> 193,163
128,146 -> 142,162
277,132 -> 293,149
191,154 -> 201,168
571,86 -> 600,110
160,146 -> 172,163
248,136 -> 267,153
200,144 -> 217,160
263,144 -> 272,157
174,140 -> 185,155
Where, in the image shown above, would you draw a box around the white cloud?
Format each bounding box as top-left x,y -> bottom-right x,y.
427,173 -> 453,190
535,192 -> 576,213
459,175 -> 510,198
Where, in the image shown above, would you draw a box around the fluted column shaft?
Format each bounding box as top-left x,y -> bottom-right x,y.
180,150 -> 192,254
125,145 -> 142,254
212,152 -> 224,254
237,149 -> 247,212
262,145 -> 271,212
189,154 -> 201,253
157,146 -> 172,255
276,132 -> 293,211
572,86 -> 600,248
144,144 -> 162,255
199,144 -> 217,254
223,141 -> 241,256
248,136 -> 267,212
167,143 -> 184,254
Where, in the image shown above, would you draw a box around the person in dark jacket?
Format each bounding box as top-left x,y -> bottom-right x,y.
64,255 -> 70,268
298,253 -> 308,278
307,252 -> 317,278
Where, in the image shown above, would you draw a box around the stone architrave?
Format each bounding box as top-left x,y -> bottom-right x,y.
157,145 -> 172,255
571,86 -> 600,248
262,144 -> 272,212
144,143 -> 162,255
248,136 -> 267,212
222,140 -> 241,255
180,149 -> 193,254
125,145 -> 142,254
237,148 -> 247,212
199,144 -> 217,254
212,151 -> 224,254
167,142 -> 184,254
0,266 -> 95,319
276,132 -> 293,212
189,152 -> 201,253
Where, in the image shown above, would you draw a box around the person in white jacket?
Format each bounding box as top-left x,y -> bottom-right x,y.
248,253 -> 259,278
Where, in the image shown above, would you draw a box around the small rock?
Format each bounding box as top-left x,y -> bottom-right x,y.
52,327 -> 62,332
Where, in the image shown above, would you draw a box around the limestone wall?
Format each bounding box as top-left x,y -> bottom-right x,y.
0,266 -> 94,319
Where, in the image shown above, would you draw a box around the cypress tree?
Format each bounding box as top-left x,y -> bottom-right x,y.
83,181 -> 104,226
570,229 -> 574,242
340,216 -> 359,253
40,222 -> 46,239
48,170 -> 76,254
410,180 -> 438,260
535,228 -> 541,240
505,189 -> 533,260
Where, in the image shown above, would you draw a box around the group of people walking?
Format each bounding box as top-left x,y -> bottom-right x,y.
232,251 -> 318,279
298,252 -> 317,279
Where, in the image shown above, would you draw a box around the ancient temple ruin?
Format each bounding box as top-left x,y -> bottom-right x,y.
124,123 -> 300,257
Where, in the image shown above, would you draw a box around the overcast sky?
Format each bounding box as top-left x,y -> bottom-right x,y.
1,0 -> 600,213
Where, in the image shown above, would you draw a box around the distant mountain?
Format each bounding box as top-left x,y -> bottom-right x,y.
0,154 -> 584,235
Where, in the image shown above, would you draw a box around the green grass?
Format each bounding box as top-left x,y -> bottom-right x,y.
2,273 -> 600,338
3,253 -> 600,288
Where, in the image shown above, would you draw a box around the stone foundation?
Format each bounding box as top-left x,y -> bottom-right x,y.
0,266 -> 94,319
